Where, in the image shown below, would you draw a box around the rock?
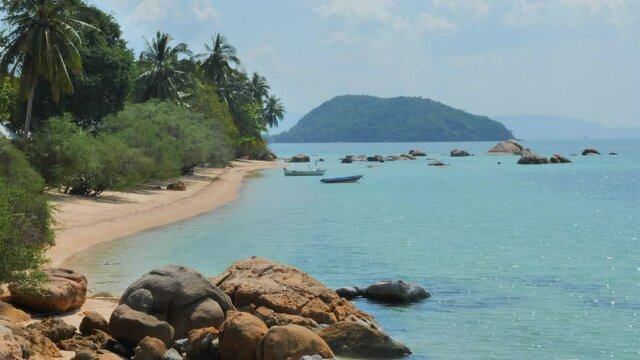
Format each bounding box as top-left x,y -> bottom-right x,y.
0,325 -> 23,360
123,289 -> 154,313
13,324 -> 62,359
609,152 -> 618,155
428,161 -> 447,167
186,327 -> 219,360
211,257 -> 376,327
73,350 -> 97,360
162,348 -> 182,360
58,329 -> 111,354
517,149 -> 549,165
97,353 -> 123,360
254,307 -> 319,329
488,139 -> 523,155
318,321 -> 411,358
133,337 -> 167,360
450,149 -> 470,157
119,265 -> 233,339
290,154 -> 310,163
400,154 -> 416,160
408,149 -> 426,156
9,268 -> 87,313
364,280 -> 430,304
582,148 -> 600,156
80,311 -> 109,336
549,154 -> 572,164
0,301 -> 31,323
256,151 -> 278,161
109,304 -> 174,347
341,158 -> 352,164
28,317 -> 77,343
335,287 -> 360,300
218,311 -> 267,360
257,325 -> 334,360
167,181 -> 186,191
366,155 -> 384,162
113,342 -> 133,357
170,338 -> 188,354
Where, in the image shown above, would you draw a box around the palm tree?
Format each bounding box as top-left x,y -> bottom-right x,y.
250,72 -> 269,103
135,32 -> 191,103
263,95 -> 285,128
0,0 -> 93,137
199,34 -> 240,87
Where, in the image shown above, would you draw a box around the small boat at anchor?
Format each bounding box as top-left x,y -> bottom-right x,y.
284,168 -> 326,176
320,175 -> 363,183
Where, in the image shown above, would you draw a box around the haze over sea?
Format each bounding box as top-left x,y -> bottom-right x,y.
67,139 -> 640,359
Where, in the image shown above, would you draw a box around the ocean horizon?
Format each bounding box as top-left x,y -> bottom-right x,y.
67,139 -> 640,359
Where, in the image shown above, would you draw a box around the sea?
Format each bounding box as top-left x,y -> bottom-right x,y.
66,139 -> 640,359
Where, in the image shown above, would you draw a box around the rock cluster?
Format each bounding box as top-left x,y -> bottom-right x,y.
289,154 -> 310,162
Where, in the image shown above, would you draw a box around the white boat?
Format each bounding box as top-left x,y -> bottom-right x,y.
283,168 -> 326,176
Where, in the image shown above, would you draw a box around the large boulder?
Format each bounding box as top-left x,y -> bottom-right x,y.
9,268 -> 87,313
109,304 -> 175,347
517,149 -> 549,165
408,149 -> 426,156
290,154 -> 310,163
119,265 -> 234,339
488,139 -> 523,155
211,257 -> 376,327
218,311 -> 268,360
318,321 -> 411,358
80,311 -> 110,336
450,149 -> 470,157
257,324 -> 334,360
364,280 -> 430,304
582,148 -> 601,155
550,154 -> 572,164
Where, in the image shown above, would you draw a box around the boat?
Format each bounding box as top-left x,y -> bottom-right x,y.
320,175 -> 363,183
284,168 -> 326,176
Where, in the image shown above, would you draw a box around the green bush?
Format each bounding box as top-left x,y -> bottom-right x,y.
0,139 -> 52,286
26,115 -> 153,196
104,101 -> 231,178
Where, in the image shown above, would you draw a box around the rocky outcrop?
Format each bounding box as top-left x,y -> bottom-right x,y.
450,149 -> 470,157
409,149 -> 426,156
550,154 -> 572,164
364,280 -> 430,304
80,311 -> 109,336
488,139 -> 523,155
109,304 -> 175,347
517,149 -> 549,165
290,154 -> 310,163
211,257 -> 376,327
582,148 -> 600,155
319,321 -> 411,358
167,181 -> 186,191
118,265 -> 234,339
257,325 -> 334,360
134,336 -> 167,360
218,311 -> 268,360
9,268 -> 87,313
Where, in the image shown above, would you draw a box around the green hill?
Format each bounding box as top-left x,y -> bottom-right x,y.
272,95 -> 513,142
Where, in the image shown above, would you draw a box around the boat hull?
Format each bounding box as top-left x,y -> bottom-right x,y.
284,168 -> 326,176
320,175 -> 363,183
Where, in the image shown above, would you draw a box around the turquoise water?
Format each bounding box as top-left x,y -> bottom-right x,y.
67,140 -> 640,359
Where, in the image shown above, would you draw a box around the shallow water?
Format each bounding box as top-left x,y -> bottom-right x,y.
67,140 -> 640,359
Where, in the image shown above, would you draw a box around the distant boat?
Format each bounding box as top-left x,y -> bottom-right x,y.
284,168 -> 326,176
321,175 -> 363,183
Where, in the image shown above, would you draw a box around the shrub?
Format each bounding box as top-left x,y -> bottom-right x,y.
0,139 -> 52,286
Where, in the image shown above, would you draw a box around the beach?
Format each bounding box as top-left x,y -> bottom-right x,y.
49,160 -> 279,267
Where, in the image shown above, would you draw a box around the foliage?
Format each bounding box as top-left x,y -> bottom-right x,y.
25,115 -> 152,196
0,76 -> 18,121
198,34 -> 240,87
134,32 -> 192,103
263,95 -> 285,128
0,138 -> 51,286
273,95 -> 514,142
104,101 -> 231,178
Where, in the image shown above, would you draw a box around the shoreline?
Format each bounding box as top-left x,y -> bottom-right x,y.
49,160 -> 280,267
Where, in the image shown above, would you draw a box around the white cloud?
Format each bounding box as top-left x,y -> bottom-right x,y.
416,12 -> 457,32
434,0 -> 491,18
315,0 -> 396,24
191,0 -> 218,21
129,0 -> 168,23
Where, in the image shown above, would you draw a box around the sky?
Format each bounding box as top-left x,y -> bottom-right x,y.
88,0 -> 640,129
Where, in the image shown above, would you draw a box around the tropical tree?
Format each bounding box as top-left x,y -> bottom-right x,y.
135,32 -> 191,103
199,34 -> 240,87
263,95 -> 285,128
250,72 -> 269,104
0,0 -> 93,137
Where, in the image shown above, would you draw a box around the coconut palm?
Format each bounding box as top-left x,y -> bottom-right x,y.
199,34 -> 240,87
0,0 -> 93,136
250,72 -> 269,103
135,32 -> 192,103
263,95 -> 285,128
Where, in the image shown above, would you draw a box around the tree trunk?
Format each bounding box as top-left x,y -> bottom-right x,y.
24,83 -> 36,138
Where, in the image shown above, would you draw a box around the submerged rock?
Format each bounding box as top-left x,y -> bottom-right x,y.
364,280 -> 430,304
488,139 -> 523,155
517,149 -> 549,165
582,148 -> 601,156
9,268 -> 87,313
409,149 -> 426,156
319,321 -> 411,358
428,161 -> 447,167
450,149 -> 471,157
257,325 -> 334,360
549,154 -> 572,164
335,287 -> 361,300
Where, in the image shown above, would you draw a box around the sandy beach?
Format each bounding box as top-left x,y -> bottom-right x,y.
49,160 -> 279,267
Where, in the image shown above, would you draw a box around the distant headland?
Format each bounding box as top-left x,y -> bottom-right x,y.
271,95 -> 514,143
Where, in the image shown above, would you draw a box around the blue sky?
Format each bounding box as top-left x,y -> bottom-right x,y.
89,0 -> 640,128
